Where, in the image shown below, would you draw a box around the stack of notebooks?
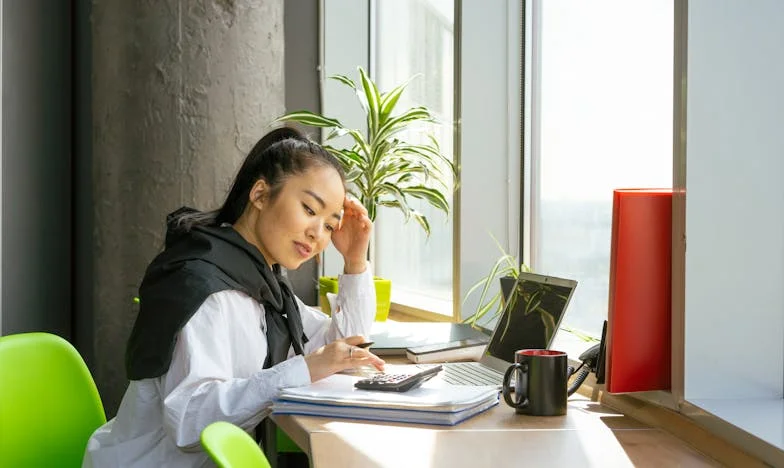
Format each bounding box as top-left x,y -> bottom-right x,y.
272,366 -> 499,426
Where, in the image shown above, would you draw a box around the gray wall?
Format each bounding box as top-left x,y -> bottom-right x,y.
0,0 -> 320,416
90,0 -> 286,415
73,0 -> 94,367
1,0 -> 323,418
1,1 -> 73,337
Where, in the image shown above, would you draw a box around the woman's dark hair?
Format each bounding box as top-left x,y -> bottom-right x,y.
175,127 -> 346,230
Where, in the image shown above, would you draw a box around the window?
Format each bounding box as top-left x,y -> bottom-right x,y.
372,0 -> 455,317
528,0 -> 673,337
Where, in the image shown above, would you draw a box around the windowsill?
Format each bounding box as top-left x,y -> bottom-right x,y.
375,315 -> 779,465
388,303 -> 454,322
584,384 -> 784,466
686,398 -> 784,455
389,288 -> 453,318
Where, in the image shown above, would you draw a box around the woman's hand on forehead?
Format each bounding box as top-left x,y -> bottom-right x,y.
330,195 -> 372,273
340,196 -> 369,229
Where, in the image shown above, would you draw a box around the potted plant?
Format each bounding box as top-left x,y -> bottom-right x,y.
462,236 -> 530,329
275,66 -> 457,321
464,236 -> 600,347
461,236 -> 559,345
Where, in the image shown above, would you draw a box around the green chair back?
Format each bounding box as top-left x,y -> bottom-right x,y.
0,332 -> 106,467
201,421 -> 272,468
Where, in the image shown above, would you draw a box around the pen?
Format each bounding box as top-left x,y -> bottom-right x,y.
356,341 -> 374,349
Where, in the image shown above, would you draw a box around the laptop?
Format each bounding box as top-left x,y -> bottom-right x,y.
419,271 -> 578,386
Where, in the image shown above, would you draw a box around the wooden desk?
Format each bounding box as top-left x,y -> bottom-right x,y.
272,387 -> 719,467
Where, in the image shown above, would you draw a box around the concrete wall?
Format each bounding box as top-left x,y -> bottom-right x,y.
1,1 -> 73,337
1,0 -> 320,417
91,0 -> 285,415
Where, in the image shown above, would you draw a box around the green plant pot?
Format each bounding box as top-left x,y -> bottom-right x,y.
318,276 -> 391,322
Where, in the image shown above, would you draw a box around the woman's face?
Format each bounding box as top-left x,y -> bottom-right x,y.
251,165 -> 345,270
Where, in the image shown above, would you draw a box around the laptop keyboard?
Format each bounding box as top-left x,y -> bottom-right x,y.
417,362 -> 503,386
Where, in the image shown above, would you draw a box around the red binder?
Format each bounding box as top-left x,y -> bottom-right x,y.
605,189 -> 672,393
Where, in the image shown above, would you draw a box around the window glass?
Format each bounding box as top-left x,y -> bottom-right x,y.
373,0 -> 455,315
533,0 -> 673,336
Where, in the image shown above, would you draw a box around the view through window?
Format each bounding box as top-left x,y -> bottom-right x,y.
532,0 -> 673,337
372,0 -> 455,315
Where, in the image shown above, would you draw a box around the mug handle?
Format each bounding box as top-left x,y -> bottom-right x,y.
502,362 -> 529,409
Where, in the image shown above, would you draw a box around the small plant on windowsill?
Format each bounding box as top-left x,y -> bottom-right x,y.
274,66 -> 458,321
464,237 -> 601,346
462,237 -> 530,328
463,236 -> 564,345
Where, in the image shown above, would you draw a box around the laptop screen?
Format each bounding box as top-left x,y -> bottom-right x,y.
482,272 -> 578,366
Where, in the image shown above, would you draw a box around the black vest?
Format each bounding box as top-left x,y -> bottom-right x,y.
125,208 -> 307,380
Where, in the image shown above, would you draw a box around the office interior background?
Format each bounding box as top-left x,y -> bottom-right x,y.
1,0 -> 782,463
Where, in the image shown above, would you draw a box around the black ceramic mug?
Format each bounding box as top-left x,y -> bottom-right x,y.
502,349 -> 571,416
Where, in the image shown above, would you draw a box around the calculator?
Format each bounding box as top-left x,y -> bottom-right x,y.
354,365 -> 443,392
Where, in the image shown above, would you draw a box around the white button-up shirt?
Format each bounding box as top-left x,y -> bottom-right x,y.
83,268 -> 375,467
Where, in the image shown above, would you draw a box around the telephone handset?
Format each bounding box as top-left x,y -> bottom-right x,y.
566,320 -> 607,396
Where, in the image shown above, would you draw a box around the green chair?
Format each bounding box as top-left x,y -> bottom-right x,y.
0,332 -> 106,467
201,421 -> 272,468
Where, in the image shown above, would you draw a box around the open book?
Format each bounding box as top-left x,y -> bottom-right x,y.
272,365 -> 499,426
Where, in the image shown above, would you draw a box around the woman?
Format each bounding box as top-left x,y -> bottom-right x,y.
84,127 -> 385,467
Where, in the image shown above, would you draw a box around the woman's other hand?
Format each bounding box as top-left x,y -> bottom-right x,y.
303,335 -> 385,382
330,196 -> 371,274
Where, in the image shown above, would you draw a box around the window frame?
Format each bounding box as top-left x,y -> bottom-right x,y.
321,2 -> 783,463
370,0 -> 459,321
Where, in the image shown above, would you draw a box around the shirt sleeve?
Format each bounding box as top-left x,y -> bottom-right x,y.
298,265 -> 376,353
159,291 -> 311,450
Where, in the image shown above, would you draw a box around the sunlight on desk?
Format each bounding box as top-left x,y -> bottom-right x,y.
273,395 -> 722,467
272,354 -> 721,468
321,422 -> 438,467
306,403 -> 636,467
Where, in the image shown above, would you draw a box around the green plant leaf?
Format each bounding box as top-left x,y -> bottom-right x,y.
324,127 -> 354,143
462,291 -> 502,327
392,147 -> 452,181
273,67 -> 457,242
464,255 -> 517,327
411,210 -> 431,237
274,111 -> 343,128
498,292 -> 517,342
399,142 -> 458,181
400,186 -> 450,215
329,74 -> 357,89
538,309 -> 557,344
377,183 -> 413,221
561,326 -> 600,343
359,194 -> 378,222
358,67 -> 381,140
375,107 -> 435,146
344,129 -> 371,161
396,142 -> 451,165
462,233 -> 534,326
378,74 -> 420,124
324,146 -> 366,167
